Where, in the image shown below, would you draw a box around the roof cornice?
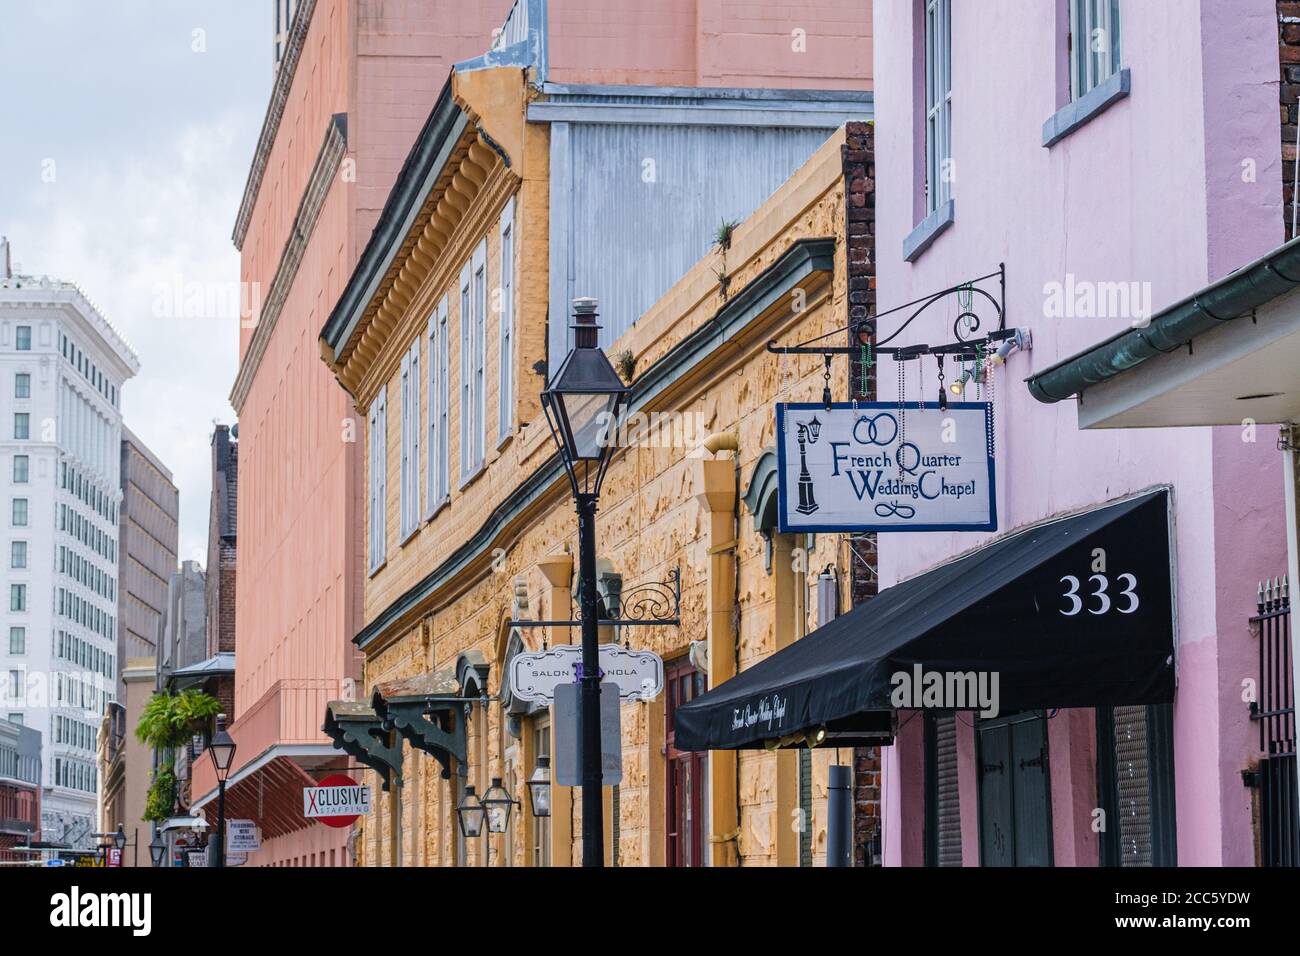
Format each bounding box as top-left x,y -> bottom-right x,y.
319,77 -> 466,370
231,0 -> 318,250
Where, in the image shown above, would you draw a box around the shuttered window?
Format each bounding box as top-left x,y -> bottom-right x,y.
1098,703 -> 1176,866
498,197 -> 516,443
427,295 -> 450,513
925,712 -> 963,866
367,386 -> 387,571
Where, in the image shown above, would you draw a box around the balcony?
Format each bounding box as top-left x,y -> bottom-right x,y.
189,679 -> 342,834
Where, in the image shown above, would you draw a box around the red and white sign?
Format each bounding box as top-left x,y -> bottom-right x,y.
303,773 -> 370,828
106,848 -> 122,868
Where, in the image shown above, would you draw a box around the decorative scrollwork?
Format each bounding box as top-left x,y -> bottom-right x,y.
612,566 -> 681,623
954,310 -> 982,343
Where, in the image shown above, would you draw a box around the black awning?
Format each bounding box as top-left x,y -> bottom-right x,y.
674,490 -> 1175,751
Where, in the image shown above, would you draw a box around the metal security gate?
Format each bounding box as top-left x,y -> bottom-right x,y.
1250,578 -> 1298,866
924,713 -> 963,866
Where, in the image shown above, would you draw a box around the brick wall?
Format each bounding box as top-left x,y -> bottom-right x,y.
842,119 -> 881,867
1282,1 -> 1299,240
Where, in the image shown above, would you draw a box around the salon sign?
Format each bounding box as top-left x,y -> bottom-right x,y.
776,402 -> 996,533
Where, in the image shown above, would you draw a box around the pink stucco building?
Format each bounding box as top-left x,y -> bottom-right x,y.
871,0 -> 1289,866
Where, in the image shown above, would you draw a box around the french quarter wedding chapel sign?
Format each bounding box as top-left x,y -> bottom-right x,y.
776,402 -> 996,533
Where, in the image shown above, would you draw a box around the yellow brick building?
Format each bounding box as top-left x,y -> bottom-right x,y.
319,64 -> 875,866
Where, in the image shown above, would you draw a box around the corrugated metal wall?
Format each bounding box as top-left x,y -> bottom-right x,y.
548,121 -> 838,363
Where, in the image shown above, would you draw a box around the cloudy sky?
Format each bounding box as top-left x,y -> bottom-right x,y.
0,1 -> 270,564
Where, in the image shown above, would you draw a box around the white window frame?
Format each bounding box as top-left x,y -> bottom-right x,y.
460,241 -> 488,483
1070,0 -> 1121,100
399,339 -> 421,542
498,197 -> 517,445
924,0 -> 952,214
427,295 -> 450,517
368,386 -> 388,573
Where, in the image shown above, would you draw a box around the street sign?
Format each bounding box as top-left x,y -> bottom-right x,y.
552,682 -> 622,786
304,773 -> 370,828
226,819 -> 260,852
44,858 -> 65,868
187,851 -> 208,868
510,644 -> 664,704
776,402 -> 997,533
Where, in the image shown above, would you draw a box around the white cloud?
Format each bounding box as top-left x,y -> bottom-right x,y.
6,110 -> 254,565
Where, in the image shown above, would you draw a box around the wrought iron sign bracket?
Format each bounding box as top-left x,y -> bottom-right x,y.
510,566 -> 682,629
767,264 -> 1013,361
375,699 -> 466,781
322,703 -> 403,791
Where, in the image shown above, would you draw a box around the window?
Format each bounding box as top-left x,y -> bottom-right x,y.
924,0 -> 953,213
1071,0 -> 1121,100
12,456 -> 28,483
10,541 -> 26,569
460,241 -> 488,480
12,499 -> 28,526
399,339 -> 421,539
498,198 -> 516,442
8,627 -> 24,655
367,386 -> 388,571
531,717 -> 551,867
13,413 -> 29,440
15,326 -> 31,350
427,296 -> 450,513
14,373 -> 30,398
665,657 -> 709,867
7,671 -> 22,702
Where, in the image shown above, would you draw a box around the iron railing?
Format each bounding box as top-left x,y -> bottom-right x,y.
1249,577 -> 1298,866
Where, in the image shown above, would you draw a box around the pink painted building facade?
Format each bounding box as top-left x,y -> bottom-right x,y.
872,0 -> 1288,866
189,0 -> 516,868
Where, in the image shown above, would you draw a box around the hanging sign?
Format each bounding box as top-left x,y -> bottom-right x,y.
303,774 -> 370,827
776,402 -> 996,533
510,644 -> 664,704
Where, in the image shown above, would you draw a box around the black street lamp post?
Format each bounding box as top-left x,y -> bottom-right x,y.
208,713 -> 237,868
540,297 -> 630,869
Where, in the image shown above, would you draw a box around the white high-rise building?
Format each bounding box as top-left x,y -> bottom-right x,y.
0,238 -> 138,850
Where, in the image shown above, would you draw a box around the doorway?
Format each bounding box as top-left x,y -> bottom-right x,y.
977,711 -> 1052,866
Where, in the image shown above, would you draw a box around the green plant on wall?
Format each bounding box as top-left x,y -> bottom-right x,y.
135,689 -> 222,751
143,762 -> 177,823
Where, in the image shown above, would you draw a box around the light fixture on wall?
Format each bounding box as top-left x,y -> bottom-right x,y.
481,777 -> 519,834
456,785 -> 486,838
526,756 -> 552,818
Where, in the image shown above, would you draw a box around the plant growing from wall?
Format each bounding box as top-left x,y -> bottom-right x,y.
135,689 -> 222,750
615,349 -> 636,384
714,218 -> 739,251
713,218 -> 739,302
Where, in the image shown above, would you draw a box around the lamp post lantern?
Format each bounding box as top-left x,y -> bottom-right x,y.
540,297 -> 630,868
149,831 -> 166,868
208,713 -> 236,868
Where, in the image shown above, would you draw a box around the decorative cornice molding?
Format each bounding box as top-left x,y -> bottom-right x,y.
229,113 -> 347,413
319,80 -> 465,368
350,165 -> 514,408
231,0 -> 318,250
